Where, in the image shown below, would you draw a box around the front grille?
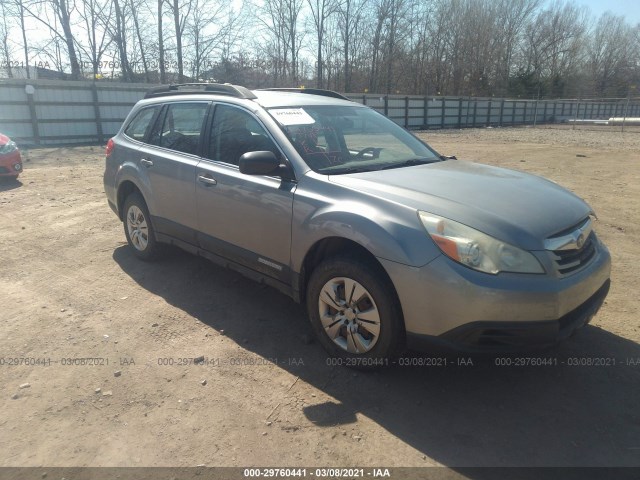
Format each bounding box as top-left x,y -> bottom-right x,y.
551,232 -> 597,275
547,217 -> 589,240
0,166 -> 9,174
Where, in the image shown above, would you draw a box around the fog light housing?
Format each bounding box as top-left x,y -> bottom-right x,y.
13,163 -> 22,171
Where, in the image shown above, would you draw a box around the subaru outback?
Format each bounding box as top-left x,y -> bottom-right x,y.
103,83 -> 611,363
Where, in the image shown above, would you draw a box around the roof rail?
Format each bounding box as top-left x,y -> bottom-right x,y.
144,83 -> 257,100
257,88 -> 350,101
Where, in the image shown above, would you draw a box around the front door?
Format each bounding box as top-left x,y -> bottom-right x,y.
195,103 -> 296,282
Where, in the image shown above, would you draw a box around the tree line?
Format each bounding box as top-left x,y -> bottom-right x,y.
1,0 -> 639,98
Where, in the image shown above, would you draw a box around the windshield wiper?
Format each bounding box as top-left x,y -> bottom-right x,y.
381,158 -> 438,170
326,166 -> 374,175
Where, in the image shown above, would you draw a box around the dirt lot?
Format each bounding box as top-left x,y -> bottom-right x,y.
1,127 -> 639,472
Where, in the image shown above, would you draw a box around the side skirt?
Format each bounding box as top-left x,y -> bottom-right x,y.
155,232 -> 301,302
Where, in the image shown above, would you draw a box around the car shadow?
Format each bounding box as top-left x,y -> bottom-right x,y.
113,246 -> 640,474
0,177 -> 22,191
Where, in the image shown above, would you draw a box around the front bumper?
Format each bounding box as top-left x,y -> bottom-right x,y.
406,279 -> 609,352
379,237 -> 611,352
0,151 -> 22,177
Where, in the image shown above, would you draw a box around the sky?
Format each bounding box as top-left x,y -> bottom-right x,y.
573,0 -> 640,25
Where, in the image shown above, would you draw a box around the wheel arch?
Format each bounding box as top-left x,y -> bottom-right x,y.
297,237 -> 403,316
116,180 -> 144,221
301,236 -> 408,358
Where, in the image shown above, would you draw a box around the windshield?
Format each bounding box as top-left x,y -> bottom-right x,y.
267,105 -> 441,174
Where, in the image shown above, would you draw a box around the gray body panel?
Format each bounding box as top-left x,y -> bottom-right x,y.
195,159 -> 295,278
330,161 -> 592,251
290,171 -> 440,270
138,143 -> 200,233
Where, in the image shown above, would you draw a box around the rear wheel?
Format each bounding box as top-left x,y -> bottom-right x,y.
307,257 -> 403,368
123,192 -> 160,260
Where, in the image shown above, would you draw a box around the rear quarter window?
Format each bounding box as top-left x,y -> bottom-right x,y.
124,106 -> 160,142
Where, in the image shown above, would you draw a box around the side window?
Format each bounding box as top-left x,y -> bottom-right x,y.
124,107 -> 159,142
209,104 -> 278,166
153,103 -> 208,155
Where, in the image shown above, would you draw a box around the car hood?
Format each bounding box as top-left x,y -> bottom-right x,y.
329,160 -> 592,250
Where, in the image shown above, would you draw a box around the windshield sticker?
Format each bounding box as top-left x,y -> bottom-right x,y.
270,108 -> 316,126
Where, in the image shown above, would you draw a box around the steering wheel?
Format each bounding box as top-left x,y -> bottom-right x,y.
355,147 -> 382,159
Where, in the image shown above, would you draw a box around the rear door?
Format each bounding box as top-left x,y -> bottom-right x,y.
137,101 -> 210,243
195,103 -> 296,282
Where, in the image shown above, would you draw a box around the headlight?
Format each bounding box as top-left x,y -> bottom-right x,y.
418,211 -> 544,274
0,141 -> 18,154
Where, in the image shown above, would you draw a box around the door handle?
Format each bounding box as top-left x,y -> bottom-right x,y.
141,158 -> 154,167
198,174 -> 217,186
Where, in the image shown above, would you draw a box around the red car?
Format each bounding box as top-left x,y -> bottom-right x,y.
0,133 -> 23,179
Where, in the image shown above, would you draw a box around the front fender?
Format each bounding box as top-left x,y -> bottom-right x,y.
291,186 -> 441,271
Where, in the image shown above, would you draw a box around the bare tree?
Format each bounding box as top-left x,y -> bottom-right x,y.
335,0 -> 366,91
0,0 -> 13,77
128,0 -> 152,82
50,0 -> 82,78
184,0 -> 235,80
158,0 -> 165,82
257,0 -> 304,85
588,12 -> 636,96
76,0 -> 113,78
17,0 -> 31,77
19,0 -> 82,78
110,0 -> 135,81
368,0 -> 412,93
284,0 -> 304,83
2,0 -> 33,78
257,0 -> 288,85
167,0 -> 193,82
493,0 -> 540,93
523,1 -> 587,96
306,0 -> 341,88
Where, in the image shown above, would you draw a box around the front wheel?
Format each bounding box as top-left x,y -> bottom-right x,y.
123,192 -> 160,260
306,257 -> 403,367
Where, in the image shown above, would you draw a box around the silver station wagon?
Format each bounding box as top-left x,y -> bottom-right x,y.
103,83 -> 611,365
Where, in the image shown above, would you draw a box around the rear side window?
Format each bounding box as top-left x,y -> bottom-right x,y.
124,106 -> 159,142
154,103 -> 209,155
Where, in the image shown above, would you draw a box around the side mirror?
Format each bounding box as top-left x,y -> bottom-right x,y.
239,151 -> 281,176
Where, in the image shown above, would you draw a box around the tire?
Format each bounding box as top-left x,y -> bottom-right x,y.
306,256 -> 403,368
122,192 -> 160,260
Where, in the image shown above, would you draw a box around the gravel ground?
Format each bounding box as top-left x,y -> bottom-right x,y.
0,127 -> 639,472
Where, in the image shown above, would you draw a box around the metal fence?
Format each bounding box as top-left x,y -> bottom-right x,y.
0,79 -> 149,146
1,78 -> 639,146
351,94 -> 640,130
